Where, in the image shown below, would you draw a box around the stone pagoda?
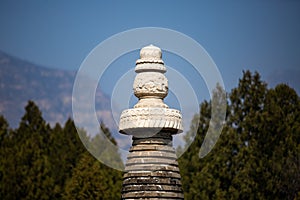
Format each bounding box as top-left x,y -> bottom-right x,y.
119,45 -> 184,199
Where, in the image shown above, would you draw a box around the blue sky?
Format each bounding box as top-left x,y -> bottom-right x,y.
1,1 -> 300,155
0,0 -> 299,95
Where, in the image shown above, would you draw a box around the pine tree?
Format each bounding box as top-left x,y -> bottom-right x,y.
2,101 -> 55,199
64,123 -> 123,199
0,115 -> 11,199
0,115 -> 9,144
48,119 -> 87,198
255,84 -> 300,199
64,151 -> 122,200
179,71 -> 300,199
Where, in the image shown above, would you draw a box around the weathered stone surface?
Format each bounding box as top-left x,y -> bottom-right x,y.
122,191 -> 184,199
124,164 -> 180,172
119,45 -> 183,137
132,138 -> 172,146
123,184 -> 183,192
119,45 -> 184,199
127,151 -> 177,159
134,45 -> 167,100
126,157 -> 177,165
119,108 -> 182,135
123,177 -> 182,186
123,171 -> 182,179
130,145 -> 175,152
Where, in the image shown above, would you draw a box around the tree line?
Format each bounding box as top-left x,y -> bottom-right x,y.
0,70 -> 299,199
179,71 -> 300,199
0,101 -> 122,199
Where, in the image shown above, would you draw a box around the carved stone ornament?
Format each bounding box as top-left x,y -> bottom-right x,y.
133,72 -> 168,99
119,44 -> 183,136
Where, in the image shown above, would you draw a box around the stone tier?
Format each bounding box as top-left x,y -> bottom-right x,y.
119,107 -> 183,136
121,132 -> 184,200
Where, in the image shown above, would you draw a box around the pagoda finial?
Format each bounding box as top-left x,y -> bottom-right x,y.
133,45 -> 168,108
119,45 -> 182,135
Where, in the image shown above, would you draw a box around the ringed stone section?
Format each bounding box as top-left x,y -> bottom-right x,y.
122,133 -> 184,199
119,45 -> 184,199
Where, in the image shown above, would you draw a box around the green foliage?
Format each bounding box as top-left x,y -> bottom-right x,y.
0,101 -> 54,199
48,119 -> 87,198
0,101 -> 123,199
63,151 -> 122,200
179,71 -> 300,199
0,116 -> 11,198
64,122 -> 123,200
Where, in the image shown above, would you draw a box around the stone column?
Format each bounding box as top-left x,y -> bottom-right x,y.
119,45 -> 184,199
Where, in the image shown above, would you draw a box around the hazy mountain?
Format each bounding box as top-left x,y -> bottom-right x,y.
0,50 -> 111,128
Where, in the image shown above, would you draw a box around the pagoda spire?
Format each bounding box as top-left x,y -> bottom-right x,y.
119,45 -> 184,199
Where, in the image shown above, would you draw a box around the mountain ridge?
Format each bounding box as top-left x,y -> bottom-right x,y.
0,50 -> 111,129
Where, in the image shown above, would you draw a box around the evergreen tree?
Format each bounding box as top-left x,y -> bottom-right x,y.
0,115 -> 11,199
0,115 -> 9,144
64,123 -> 122,199
64,151 -> 122,200
2,101 -> 54,199
255,84 -> 300,199
48,119 -> 87,198
179,71 -> 300,199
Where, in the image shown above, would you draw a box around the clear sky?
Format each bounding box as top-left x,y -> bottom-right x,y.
0,0 -> 299,93
1,0 -> 300,155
